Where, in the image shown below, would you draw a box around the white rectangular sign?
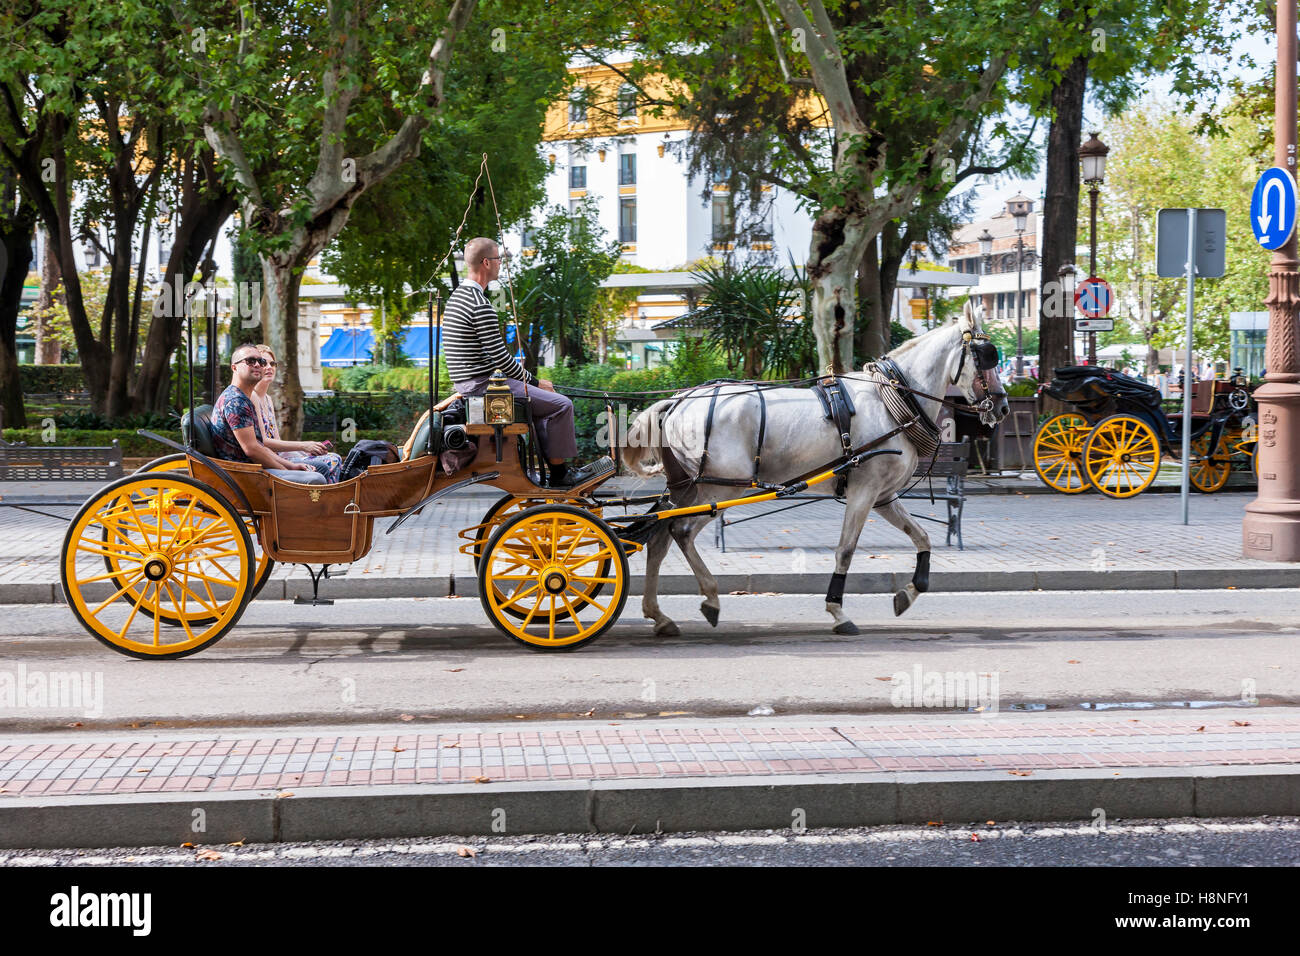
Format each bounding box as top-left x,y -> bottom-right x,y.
1075,318 -> 1114,332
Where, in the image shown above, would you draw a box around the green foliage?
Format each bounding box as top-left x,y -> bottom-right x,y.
17,366 -> 85,394
985,322 -> 1040,362
322,368 -> 342,390
51,409 -> 178,430
540,343 -> 737,459
889,321 -> 915,350
690,260 -> 811,379
1005,378 -> 1040,397
510,199 -> 621,369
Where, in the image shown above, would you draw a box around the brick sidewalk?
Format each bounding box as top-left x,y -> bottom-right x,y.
1,486 -> 1292,592
3,712 -> 1296,797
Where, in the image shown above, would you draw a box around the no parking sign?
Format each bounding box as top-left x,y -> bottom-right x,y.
1075,276 -> 1113,319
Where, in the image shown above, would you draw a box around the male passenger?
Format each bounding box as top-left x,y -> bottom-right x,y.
210,344 -> 325,485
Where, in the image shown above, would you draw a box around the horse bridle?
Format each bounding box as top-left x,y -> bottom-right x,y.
951,329 -> 1006,417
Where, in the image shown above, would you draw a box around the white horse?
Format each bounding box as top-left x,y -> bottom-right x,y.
622,299 -> 1008,636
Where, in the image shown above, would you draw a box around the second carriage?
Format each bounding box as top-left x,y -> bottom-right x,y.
1031,365 -> 1257,498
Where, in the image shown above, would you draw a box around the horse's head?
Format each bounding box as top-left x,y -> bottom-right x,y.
953,297 -> 1009,426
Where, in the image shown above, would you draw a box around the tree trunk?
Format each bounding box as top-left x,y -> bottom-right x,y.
34,229 -> 62,365
807,200 -> 873,374
1037,53 -> 1088,414
132,164 -> 235,413
261,253 -> 307,440
856,236 -> 887,363
1,199 -> 37,430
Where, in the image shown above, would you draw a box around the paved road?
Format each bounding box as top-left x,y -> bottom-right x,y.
4,818 -> 1296,867
3,589 -> 1298,728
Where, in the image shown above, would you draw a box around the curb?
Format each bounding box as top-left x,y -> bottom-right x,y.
20,565 -> 1299,607
3,764 -> 1298,849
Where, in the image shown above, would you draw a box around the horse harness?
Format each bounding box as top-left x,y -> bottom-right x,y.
655,330 -> 1003,500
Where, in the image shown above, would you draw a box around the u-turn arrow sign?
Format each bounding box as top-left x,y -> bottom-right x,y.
1252,167 -> 1298,250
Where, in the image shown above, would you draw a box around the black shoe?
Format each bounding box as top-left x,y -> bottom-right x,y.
552,456 -> 615,488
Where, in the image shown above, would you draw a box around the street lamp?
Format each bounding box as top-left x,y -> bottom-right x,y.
1006,197 -> 1037,380
1079,132 -> 1110,365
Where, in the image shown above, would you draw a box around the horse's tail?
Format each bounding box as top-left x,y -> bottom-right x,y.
622,400 -> 673,477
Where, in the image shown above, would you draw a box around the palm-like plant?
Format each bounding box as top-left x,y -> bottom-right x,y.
690,259 -> 811,379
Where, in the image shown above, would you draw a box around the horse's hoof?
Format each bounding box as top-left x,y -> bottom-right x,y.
701,604 -> 719,627
654,621 -> 681,637
833,620 -> 860,635
893,591 -> 911,617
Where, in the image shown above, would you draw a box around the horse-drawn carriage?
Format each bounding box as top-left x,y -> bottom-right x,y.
1031,365 -> 1257,498
59,304 -> 1011,657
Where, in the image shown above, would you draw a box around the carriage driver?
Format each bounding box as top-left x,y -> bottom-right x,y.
209,343 -> 326,485
442,237 -> 607,487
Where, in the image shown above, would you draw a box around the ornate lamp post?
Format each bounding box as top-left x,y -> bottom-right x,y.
978,229 -> 994,324
1079,132 -> 1110,365
1006,197 -> 1038,380
1244,0 -> 1300,561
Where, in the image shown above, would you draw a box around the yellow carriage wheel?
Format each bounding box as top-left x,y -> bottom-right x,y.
478,504 -> 628,651
1082,414 -> 1161,499
1033,413 -> 1093,493
1188,432 -> 1231,493
470,495 -> 611,621
63,473 -> 254,659
121,453 -> 275,607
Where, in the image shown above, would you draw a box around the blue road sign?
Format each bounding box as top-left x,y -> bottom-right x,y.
1251,167 -> 1298,250
1075,276 -> 1113,319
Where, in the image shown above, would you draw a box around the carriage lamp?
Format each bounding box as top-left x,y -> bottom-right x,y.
484,370 -> 514,462
484,370 -> 514,425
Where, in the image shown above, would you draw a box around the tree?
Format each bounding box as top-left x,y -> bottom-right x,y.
0,183 -> 37,428
169,0 -> 504,438
1031,0 -> 1266,385
510,198 -> 620,369
579,0 -> 1062,373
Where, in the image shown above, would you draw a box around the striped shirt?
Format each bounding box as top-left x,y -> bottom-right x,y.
441,278 -> 533,385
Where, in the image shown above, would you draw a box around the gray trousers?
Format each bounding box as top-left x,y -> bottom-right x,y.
454,373 -> 578,460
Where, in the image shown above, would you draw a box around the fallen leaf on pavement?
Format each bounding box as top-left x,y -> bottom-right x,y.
399,714 -> 414,721
986,821 -> 995,826
473,776 -> 491,784
227,840 -> 245,847
1008,770 -> 1033,777
445,668 -> 464,673
1232,720 -> 1251,726
457,846 -> 478,858
580,708 -> 595,717
874,677 -> 893,682
1066,659 -> 1081,664
391,747 -> 405,753
277,791 -> 295,798
1196,726 -> 1205,732
444,742 -> 459,748
970,833 -> 982,842
180,842 -> 194,848
195,849 -> 221,861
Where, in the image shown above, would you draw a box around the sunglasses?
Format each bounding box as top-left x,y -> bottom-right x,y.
236,356 -> 268,367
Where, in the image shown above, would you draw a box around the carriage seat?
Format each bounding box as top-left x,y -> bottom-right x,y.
404,415 -> 432,460
182,404 -> 325,485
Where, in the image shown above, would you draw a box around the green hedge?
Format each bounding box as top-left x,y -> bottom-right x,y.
18,365 -> 84,394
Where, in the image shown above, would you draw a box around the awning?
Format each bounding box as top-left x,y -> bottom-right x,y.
320,328 -> 374,366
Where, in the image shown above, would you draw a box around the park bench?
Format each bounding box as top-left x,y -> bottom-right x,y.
713,439 -> 970,552
0,437 -> 124,481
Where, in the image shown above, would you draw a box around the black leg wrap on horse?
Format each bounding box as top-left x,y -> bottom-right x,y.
826,571 -> 847,605
913,550 -> 931,593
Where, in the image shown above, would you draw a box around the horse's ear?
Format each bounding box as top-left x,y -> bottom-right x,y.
961,298 -> 976,330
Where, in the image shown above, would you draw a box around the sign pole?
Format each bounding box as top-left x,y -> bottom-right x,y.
1181,208 -> 1196,525
1244,0 -> 1300,560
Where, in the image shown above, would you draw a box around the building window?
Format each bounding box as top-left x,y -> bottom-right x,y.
570,164 -> 586,189
620,198 -> 637,243
568,91 -> 586,125
751,217 -> 773,242
618,84 -> 637,120
711,195 -> 734,242
619,152 -> 636,186
520,226 -> 535,249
